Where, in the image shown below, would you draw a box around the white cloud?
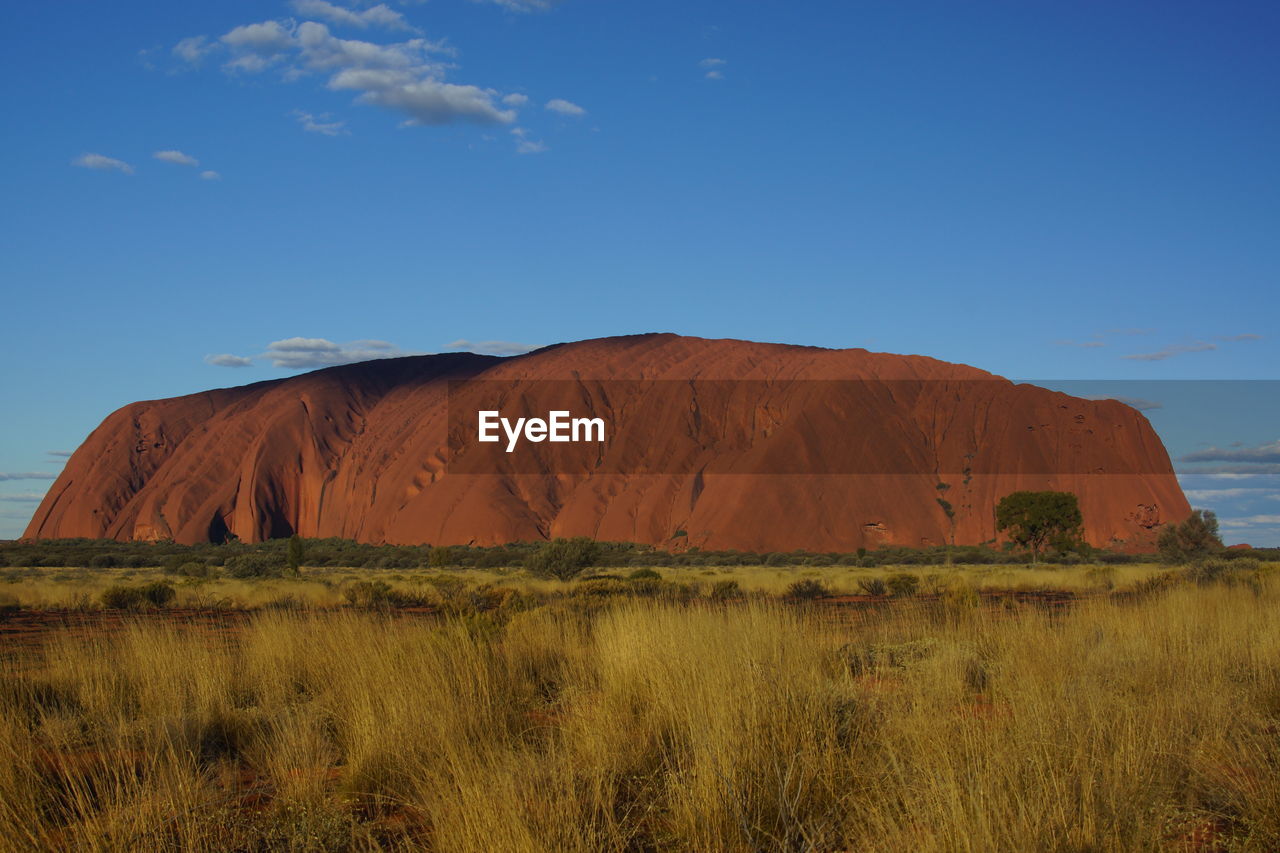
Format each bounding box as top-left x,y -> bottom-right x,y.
1177,465 -> 1280,476
293,109 -> 348,135
220,20 -> 297,73
447,339 -> 538,356
205,353 -> 253,367
200,170 -> 222,180
332,68 -> 515,125
1182,488 -> 1274,502
294,22 -> 453,73
1181,440 -> 1280,465
510,127 -> 546,153
0,492 -> 46,502
502,93 -> 529,107
72,153 -> 134,174
1218,514 -> 1280,529
222,20 -> 297,53
178,17 -> 522,132
700,58 -> 727,79
545,98 -> 585,117
153,149 -> 199,167
291,0 -> 415,32
469,0 -> 558,11
263,337 -> 421,369
0,472 -> 57,482
173,35 -> 214,65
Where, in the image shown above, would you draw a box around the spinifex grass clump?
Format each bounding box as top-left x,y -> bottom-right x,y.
0,579 -> 1278,850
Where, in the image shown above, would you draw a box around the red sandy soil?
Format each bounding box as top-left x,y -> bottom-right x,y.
25,334 -> 1187,553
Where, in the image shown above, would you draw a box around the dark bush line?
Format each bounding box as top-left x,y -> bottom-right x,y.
2,536 -> 1271,575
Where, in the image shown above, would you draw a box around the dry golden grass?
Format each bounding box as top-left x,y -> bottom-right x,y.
0,561 -> 1165,611
1,574 -> 1278,850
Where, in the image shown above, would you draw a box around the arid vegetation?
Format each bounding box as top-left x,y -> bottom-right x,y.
0,554 -> 1277,851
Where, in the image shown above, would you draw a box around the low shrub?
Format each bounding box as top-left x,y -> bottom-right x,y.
886,572 -> 920,597
100,585 -> 145,609
225,553 -> 287,579
101,582 -> 176,609
344,580 -> 395,608
709,579 -> 742,601
139,581 -> 176,607
786,578 -> 829,600
1186,556 -> 1262,590
857,577 -> 888,596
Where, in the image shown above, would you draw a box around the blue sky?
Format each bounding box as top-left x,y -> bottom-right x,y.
1,0 -> 1277,542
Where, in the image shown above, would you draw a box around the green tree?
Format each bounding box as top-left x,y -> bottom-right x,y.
995,491 -> 1083,562
1157,509 -> 1223,565
525,537 -> 600,581
286,534 -> 305,576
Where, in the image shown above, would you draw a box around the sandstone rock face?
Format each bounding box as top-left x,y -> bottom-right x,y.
25,334 -> 1190,552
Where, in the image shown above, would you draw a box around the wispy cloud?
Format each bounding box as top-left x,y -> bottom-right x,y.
502,93 -> 528,107
263,337 -> 421,369
205,337 -> 425,369
511,126 -> 546,154
1218,514 -> 1280,529
446,339 -> 538,356
292,109 -> 348,135
46,451 -> 73,459
205,354 -> 254,367
1181,488 -> 1276,502
1122,342 -> 1217,362
173,35 -> 215,65
1181,440 -> 1280,465
1176,465 -> 1280,477
700,57 -> 726,79
176,17 -> 519,129
469,0 -> 559,12
0,492 -> 46,502
72,153 -> 134,175
200,170 -> 222,181
545,98 -> 585,117
0,472 -> 58,482
1120,333 -> 1259,361
290,0 -> 416,32
153,149 -> 199,167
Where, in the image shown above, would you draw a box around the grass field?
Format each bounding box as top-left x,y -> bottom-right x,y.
0,560 -> 1277,850
0,561 -> 1170,612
